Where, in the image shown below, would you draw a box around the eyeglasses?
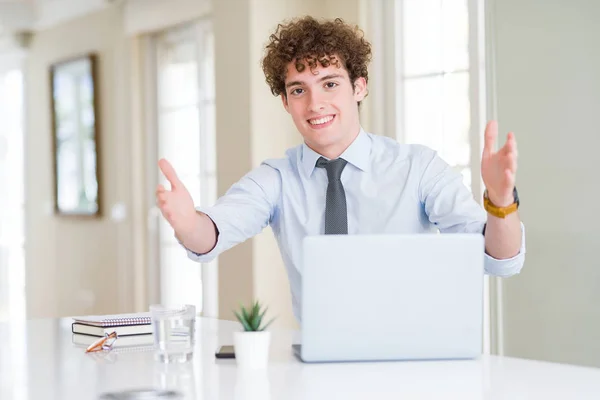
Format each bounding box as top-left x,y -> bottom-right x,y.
85,331 -> 118,353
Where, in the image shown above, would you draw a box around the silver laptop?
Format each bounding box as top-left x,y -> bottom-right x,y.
294,233 -> 484,363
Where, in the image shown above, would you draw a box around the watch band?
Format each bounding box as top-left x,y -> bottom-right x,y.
483,187 -> 519,218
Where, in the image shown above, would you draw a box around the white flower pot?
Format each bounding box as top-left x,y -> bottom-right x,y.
233,331 -> 271,369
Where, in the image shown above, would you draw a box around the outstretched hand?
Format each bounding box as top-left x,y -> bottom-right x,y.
481,120 -> 518,207
156,159 -> 197,236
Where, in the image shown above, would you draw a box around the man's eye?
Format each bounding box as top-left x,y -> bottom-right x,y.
325,82 -> 338,88
291,88 -> 304,95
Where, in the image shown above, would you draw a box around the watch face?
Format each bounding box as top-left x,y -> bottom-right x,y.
513,187 -> 520,207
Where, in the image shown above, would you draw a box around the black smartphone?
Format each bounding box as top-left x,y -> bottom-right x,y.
215,345 -> 235,359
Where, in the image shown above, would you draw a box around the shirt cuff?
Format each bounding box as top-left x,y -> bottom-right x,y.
484,222 -> 526,277
177,206 -> 226,263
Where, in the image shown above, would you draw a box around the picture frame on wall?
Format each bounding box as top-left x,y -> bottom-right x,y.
50,53 -> 101,217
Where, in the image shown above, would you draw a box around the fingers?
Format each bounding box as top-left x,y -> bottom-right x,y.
502,132 -> 518,172
156,184 -> 168,206
483,120 -> 498,157
158,158 -> 182,189
503,132 -> 518,155
156,186 -> 173,221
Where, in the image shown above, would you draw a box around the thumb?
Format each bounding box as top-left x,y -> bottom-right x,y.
158,158 -> 182,189
483,120 -> 498,157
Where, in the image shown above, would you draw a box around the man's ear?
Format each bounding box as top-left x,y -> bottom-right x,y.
353,77 -> 368,102
281,93 -> 290,113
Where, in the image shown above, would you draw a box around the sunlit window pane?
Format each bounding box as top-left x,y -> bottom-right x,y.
178,176 -> 202,208
443,0 -> 470,71
158,41 -> 198,109
403,0 -> 443,76
160,244 -> 203,310
203,101 -> 216,175
0,70 -> 24,208
402,1 -> 473,176
202,31 -> 215,101
0,68 -> 25,324
404,76 -> 443,151
158,107 -> 201,176
155,23 -> 216,313
442,72 -> 471,166
0,208 -> 25,247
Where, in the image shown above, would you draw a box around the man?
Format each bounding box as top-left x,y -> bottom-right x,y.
156,16 -> 525,322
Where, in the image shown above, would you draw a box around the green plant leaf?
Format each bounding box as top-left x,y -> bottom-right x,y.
257,307 -> 269,330
233,309 -> 243,324
250,307 -> 261,331
258,306 -> 268,321
234,300 -> 276,332
241,305 -> 250,324
259,317 -> 276,331
234,310 -> 252,332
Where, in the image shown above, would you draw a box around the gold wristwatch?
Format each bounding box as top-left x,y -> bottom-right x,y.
483,187 -> 519,218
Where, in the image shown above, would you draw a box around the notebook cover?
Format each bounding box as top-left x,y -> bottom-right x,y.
71,322 -> 153,337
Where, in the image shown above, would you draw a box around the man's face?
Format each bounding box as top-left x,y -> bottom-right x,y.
281,58 -> 367,156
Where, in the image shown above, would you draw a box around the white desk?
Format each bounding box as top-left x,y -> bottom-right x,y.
1,317 -> 599,399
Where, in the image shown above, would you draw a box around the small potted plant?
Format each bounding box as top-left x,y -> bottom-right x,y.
233,300 -> 275,369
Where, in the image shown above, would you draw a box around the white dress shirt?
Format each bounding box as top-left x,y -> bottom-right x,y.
185,128 -> 526,321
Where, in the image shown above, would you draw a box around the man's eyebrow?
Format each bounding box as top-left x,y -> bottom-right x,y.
285,80 -> 304,89
318,73 -> 345,82
285,74 -> 345,89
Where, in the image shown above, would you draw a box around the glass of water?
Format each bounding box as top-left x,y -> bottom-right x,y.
150,304 -> 196,363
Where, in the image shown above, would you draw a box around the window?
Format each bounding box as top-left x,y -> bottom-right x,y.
152,21 -> 217,314
397,0 -> 477,192
0,68 -> 26,321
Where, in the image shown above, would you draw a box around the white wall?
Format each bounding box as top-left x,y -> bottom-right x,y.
491,0 -> 600,367
123,0 -> 210,35
25,4 -> 134,318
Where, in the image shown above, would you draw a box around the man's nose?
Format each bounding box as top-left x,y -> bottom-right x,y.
308,90 -> 326,112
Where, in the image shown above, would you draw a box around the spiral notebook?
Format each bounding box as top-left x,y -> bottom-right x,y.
73,313 -> 152,327
72,312 -> 153,337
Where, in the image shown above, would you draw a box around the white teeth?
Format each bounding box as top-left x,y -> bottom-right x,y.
309,115 -> 334,125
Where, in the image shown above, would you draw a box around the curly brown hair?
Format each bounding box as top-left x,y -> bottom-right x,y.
261,16 -> 372,99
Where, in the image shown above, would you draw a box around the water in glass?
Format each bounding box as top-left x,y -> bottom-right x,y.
150,304 -> 196,363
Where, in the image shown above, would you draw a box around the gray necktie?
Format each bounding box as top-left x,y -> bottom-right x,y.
316,157 -> 348,234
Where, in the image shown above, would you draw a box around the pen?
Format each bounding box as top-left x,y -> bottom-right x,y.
86,331 -> 118,353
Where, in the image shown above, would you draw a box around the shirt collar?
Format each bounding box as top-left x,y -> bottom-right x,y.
301,127 -> 372,177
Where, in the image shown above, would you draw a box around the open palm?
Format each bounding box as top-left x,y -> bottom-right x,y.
481,120 -> 518,207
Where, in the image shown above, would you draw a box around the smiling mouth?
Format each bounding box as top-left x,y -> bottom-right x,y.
307,115 -> 335,127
